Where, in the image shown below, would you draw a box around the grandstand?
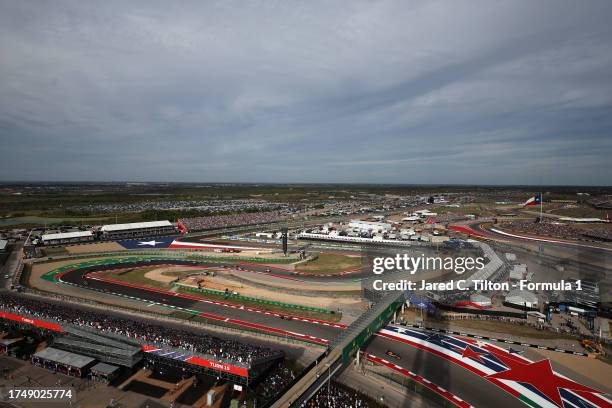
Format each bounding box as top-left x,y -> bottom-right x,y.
41,231 -> 94,246
54,325 -> 143,367
0,293 -> 283,384
32,347 -> 96,378
99,220 -> 176,239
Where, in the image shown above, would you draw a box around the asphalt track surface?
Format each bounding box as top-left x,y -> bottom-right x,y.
59,259 -> 344,342
367,335 -> 526,408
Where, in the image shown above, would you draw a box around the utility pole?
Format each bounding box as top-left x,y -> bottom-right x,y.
538,175 -> 544,223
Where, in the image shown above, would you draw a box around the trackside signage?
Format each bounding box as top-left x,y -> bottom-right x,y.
0,310 -> 63,332
185,356 -> 250,377
141,345 -> 249,377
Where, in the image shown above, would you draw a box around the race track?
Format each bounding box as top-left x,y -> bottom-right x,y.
37,251 -> 611,408
57,258 -> 345,343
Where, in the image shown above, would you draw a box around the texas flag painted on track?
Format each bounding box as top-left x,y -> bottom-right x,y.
523,194 -> 542,207
118,235 -> 177,249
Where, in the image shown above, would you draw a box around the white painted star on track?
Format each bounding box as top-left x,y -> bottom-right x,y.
138,240 -> 162,246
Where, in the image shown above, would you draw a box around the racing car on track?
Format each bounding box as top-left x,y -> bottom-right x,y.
386,350 -> 401,360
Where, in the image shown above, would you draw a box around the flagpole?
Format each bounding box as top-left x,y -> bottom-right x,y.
538,176 -> 543,223
540,191 -> 543,223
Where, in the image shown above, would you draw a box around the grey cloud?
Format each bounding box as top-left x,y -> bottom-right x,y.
0,0 -> 611,184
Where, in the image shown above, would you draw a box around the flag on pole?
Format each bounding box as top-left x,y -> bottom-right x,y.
522,194 -> 541,207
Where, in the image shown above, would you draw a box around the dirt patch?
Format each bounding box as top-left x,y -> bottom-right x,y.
41,246 -> 68,256
102,268 -> 171,290
183,275 -> 242,292
66,242 -> 125,254
182,273 -> 362,314
144,266 -> 201,283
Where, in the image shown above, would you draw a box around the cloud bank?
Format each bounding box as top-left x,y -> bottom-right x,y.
1,0 -> 611,184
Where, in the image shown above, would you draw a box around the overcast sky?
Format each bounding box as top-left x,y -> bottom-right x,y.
1,1 -> 611,185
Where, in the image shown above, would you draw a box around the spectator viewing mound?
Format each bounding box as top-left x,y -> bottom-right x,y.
179,211 -> 287,231
499,220 -> 612,241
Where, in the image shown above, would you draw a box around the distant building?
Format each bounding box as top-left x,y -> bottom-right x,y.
402,216 -> 420,222
31,347 -> 96,378
509,264 -> 527,281
90,362 -> 120,384
414,210 -> 438,217
41,231 -> 93,246
505,289 -> 538,309
0,239 -> 7,252
348,220 -> 392,233
99,220 -> 175,240
430,235 -> 449,243
469,293 -> 492,308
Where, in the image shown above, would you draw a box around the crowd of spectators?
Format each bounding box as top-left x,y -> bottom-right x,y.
500,220 -> 596,240
501,220 -> 612,242
179,211 -> 289,231
581,229 -> 612,241
301,382 -> 379,408
68,199 -> 286,214
442,313 -> 529,325
254,363 -> 297,404
0,293 -> 277,365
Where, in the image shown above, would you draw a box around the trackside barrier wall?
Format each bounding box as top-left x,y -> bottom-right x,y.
172,283 -> 335,314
